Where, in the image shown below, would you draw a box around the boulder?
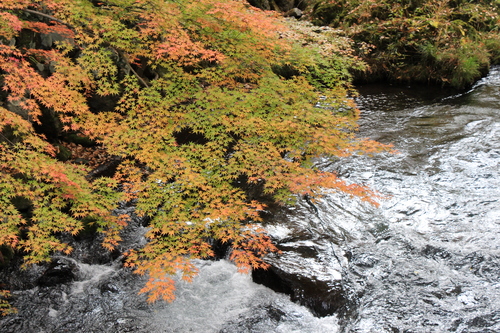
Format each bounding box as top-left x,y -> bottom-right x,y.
253,238 -> 346,316
253,199 -> 352,317
38,258 -> 79,287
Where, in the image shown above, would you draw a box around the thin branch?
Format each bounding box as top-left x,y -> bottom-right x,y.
112,48 -> 150,88
22,9 -> 75,30
125,60 -> 150,88
0,132 -> 16,147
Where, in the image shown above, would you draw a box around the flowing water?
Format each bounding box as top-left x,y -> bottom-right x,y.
1,68 -> 499,332
337,68 -> 500,332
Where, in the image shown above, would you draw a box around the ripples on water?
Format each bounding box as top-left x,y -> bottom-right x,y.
2,69 -> 499,332
334,67 -> 500,332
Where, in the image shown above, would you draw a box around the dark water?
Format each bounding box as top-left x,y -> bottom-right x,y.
1,68 -> 499,332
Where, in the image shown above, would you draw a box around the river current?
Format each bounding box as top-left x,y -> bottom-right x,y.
1,68 -> 499,332
326,67 -> 500,332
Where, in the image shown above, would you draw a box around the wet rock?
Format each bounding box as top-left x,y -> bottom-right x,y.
40,31 -> 74,49
6,98 -> 30,120
351,254 -> 378,268
60,204 -> 147,266
38,258 -> 78,287
99,282 -> 120,294
421,244 -> 452,260
453,252 -> 500,281
467,313 -> 499,330
252,195 -> 360,317
219,305 -> 287,333
253,234 -> 347,316
253,264 -> 345,317
0,257 -> 44,290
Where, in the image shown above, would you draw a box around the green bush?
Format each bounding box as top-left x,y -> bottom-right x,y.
307,0 -> 500,88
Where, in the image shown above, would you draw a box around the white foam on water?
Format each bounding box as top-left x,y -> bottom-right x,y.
146,260 -> 340,333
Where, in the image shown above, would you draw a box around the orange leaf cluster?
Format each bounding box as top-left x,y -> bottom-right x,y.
0,0 -> 392,307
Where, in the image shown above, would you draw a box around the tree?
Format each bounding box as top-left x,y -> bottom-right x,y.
0,0 -> 389,311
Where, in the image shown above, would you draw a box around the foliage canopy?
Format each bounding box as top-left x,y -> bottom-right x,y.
0,0 -> 389,312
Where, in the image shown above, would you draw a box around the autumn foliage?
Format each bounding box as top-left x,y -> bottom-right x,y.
308,0 -> 500,88
0,0 -> 389,312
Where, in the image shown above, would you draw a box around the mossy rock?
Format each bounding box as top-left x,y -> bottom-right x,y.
55,144 -> 72,161
308,0 -> 500,88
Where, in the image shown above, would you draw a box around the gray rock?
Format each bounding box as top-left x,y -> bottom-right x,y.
284,8 -> 303,18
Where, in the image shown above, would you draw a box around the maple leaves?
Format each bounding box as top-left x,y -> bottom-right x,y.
0,290 -> 15,316
0,108 -> 125,266
0,0 -> 392,310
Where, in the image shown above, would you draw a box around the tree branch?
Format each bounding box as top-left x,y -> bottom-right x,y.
22,9 -> 75,30
112,48 -> 150,88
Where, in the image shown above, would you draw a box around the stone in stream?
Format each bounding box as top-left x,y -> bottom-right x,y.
38,257 -> 79,287
253,211 -> 350,317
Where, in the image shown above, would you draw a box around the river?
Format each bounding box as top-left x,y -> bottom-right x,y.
327,66 -> 500,332
1,68 -> 499,332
